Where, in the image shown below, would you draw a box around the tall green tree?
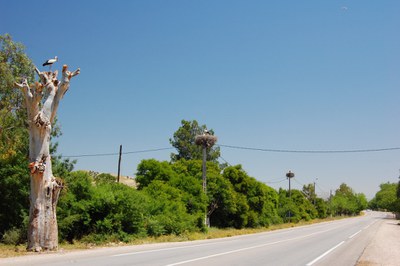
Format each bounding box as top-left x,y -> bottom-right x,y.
169,120 -> 220,162
331,183 -> 366,215
0,34 -> 34,158
369,182 -> 398,212
222,165 -> 280,227
278,188 -> 317,222
135,159 -> 207,232
0,152 -> 30,241
0,34 -> 34,241
397,178 -> 400,213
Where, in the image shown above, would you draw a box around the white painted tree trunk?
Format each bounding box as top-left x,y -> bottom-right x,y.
15,65 -> 80,251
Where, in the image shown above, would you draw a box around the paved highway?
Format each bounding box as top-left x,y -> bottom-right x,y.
1,211 -> 387,266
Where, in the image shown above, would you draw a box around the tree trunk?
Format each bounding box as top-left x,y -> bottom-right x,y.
15,64 -> 80,251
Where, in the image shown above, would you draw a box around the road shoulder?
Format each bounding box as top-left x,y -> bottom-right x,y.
357,214 -> 400,266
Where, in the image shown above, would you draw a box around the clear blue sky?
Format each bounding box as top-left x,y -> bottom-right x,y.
2,1 -> 399,199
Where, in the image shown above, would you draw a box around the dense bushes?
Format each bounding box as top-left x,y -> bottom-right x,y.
0,153 -> 30,242
369,182 -> 400,212
57,169 -> 205,243
278,189 -> 318,223
221,165 -> 281,227
330,183 -> 368,216
1,158 -> 370,245
57,160 -> 325,242
58,171 -> 186,242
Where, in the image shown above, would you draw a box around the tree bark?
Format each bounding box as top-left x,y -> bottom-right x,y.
15,64 -> 80,251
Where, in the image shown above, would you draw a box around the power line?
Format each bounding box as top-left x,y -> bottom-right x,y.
124,147 -> 174,155
293,178 -> 305,187
61,152 -> 118,158
61,147 -> 174,158
219,155 -> 232,166
265,178 -> 287,184
267,177 -> 288,182
316,183 -> 328,194
218,144 -> 400,154
59,143 -> 400,158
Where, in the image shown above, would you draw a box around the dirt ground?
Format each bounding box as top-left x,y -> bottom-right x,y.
357,214 -> 400,266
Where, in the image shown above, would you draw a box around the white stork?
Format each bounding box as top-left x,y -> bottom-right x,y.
42,56 -> 58,70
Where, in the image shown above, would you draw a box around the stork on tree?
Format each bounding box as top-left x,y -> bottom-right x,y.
42,56 -> 58,70
14,63 -> 80,252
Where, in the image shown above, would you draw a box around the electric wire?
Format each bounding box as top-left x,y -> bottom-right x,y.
316,183 -> 328,194
265,178 -> 287,184
218,144 -> 400,154
60,143 -> 400,158
219,156 -> 232,166
61,147 -> 174,158
267,177 -> 289,182
293,178 -> 305,187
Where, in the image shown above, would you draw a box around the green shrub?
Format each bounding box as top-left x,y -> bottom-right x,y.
1,228 -> 24,245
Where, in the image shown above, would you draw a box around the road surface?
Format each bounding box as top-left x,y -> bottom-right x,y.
0,211 -> 387,266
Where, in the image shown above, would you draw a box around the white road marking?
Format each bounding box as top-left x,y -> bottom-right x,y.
165,229 -> 337,266
306,241 -> 345,266
364,220 -> 378,230
111,242 -> 221,257
349,230 -> 362,239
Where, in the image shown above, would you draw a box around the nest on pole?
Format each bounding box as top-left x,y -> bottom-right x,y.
195,134 -> 218,147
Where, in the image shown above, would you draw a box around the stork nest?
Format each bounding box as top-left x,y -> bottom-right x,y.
195,134 -> 218,147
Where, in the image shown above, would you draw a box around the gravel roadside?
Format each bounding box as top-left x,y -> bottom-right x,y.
357,214 -> 400,266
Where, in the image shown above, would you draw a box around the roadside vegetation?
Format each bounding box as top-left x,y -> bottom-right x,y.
1,34 -> 398,255
0,216 -> 347,258
369,182 -> 400,214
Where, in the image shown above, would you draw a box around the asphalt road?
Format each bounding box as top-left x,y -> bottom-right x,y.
1,211 -> 386,266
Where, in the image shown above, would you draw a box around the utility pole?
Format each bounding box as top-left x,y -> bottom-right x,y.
195,130 -> 217,227
313,181 -> 316,205
329,189 -> 333,217
313,178 -> 318,205
286,171 -> 295,222
202,144 -> 207,193
286,171 -> 294,198
117,144 -> 122,183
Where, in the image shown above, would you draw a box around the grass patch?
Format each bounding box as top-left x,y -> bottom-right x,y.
0,244 -> 27,258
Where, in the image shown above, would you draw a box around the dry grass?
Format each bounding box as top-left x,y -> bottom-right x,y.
0,244 -> 28,258
0,216 -> 346,258
118,175 -> 137,187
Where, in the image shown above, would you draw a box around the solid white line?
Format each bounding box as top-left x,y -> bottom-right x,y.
349,230 -> 362,239
165,241 -> 283,266
364,220 -> 378,230
165,229 -> 337,266
306,241 -> 345,266
111,242 -> 220,257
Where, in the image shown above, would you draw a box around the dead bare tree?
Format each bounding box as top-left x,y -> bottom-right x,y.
15,64 -> 80,251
